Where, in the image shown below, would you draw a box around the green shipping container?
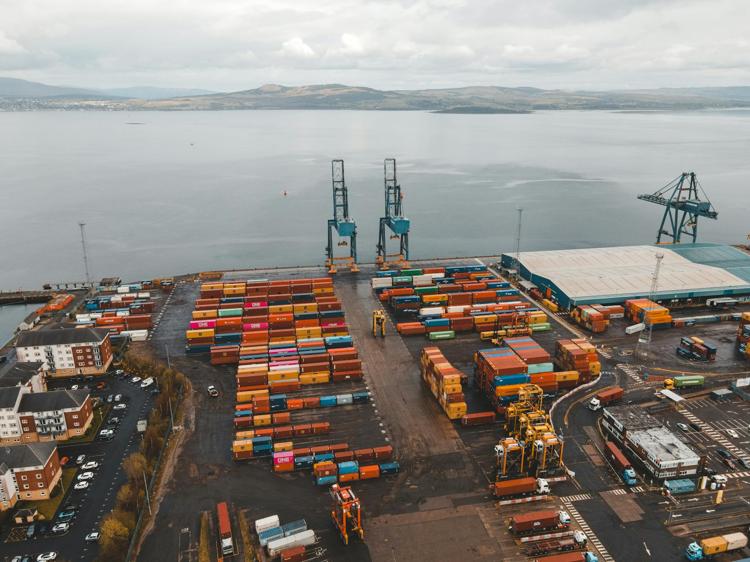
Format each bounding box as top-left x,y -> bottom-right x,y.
428,330 -> 455,341
218,308 -> 243,317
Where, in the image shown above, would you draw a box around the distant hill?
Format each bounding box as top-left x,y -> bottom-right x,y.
0,77 -> 100,98
100,86 -> 216,100
2,78 -> 750,111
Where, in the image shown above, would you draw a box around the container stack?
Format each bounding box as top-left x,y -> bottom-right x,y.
738,312 -> 750,359
570,304 -> 624,333
554,339 -> 601,383
677,336 -> 717,361
625,299 -> 672,329
420,348 -> 468,419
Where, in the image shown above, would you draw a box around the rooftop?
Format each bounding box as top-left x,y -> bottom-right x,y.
628,427 -> 701,465
16,327 -> 109,348
0,362 -> 42,388
2,442 -> 56,470
19,389 -> 89,413
504,243 -> 750,302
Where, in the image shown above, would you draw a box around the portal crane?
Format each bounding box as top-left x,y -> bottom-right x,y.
326,160 -> 359,274
376,158 -> 410,269
330,484 -> 364,545
637,172 -> 718,244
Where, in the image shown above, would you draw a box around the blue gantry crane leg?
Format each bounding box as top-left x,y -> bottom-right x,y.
376,158 -> 410,269
325,159 -> 359,274
637,172 -> 718,244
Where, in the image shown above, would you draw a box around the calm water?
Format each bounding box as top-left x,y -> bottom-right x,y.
1,109 -> 749,289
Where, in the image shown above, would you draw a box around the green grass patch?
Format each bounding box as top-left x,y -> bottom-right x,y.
16,467 -> 77,521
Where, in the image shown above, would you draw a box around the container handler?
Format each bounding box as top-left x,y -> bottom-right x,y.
372,310 -> 386,337
330,484 -> 364,545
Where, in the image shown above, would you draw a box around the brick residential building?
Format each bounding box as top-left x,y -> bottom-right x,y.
1,443 -> 62,506
0,387 -> 93,445
16,328 -> 113,377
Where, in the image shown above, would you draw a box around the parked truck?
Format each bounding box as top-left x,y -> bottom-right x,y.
685,532 -> 748,560
510,510 -> 570,535
217,501 -> 233,556
492,477 -> 550,499
664,375 -> 705,390
604,441 -> 637,486
534,551 -> 599,562
588,386 -> 624,411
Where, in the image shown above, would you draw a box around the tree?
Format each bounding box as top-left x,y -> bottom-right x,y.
122,452 -> 149,485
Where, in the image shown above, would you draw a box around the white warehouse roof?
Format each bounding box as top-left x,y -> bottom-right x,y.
513,245 -> 748,300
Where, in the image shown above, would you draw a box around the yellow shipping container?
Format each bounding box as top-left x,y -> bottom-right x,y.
699,537 -> 728,556
273,441 -> 293,452
253,414 -> 272,427
232,440 -> 253,452
192,309 -> 218,319
186,329 -> 214,340
235,430 -> 255,440
300,373 -> 330,385
444,401 -> 467,420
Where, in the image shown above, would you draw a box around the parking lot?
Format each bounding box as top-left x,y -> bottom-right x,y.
2,372 -> 155,562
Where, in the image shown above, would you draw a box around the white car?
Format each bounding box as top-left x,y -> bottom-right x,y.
85,531 -> 100,542
37,553 -> 58,562
75,455 -> 86,465
73,481 -> 89,491
77,471 -> 94,481
81,461 -> 99,470
113,403 -> 127,410
51,522 -> 69,534
130,376 -> 142,384
726,429 -> 740,439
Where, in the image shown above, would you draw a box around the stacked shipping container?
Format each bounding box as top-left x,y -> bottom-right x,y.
420,348 -> 468,420
625,299 -> 672,329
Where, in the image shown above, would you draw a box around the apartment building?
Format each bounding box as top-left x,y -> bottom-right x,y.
16,328 -> 113,377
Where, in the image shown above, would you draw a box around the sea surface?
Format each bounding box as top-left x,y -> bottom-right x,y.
0,109 -> 749,291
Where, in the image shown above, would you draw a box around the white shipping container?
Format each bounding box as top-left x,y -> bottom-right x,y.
625,323 -> 646,335
255,515 -> 280,533
723,532 -> 748,551
267,529 -> 315,557
371,278 -> 393,289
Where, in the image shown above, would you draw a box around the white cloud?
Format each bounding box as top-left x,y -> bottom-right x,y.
0,0 -> 748,90
280,37 -> 315,59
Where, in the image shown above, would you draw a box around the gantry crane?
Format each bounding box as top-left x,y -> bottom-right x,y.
330,484 -> 364,545
326,160 -> 359,274
376,158 -> 410,269
637,172 -> 718,244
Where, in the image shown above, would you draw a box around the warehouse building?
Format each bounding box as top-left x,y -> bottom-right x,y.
601,405 -> 702,480
500,243 -> 750,310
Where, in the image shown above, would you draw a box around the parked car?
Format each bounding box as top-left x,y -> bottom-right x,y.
51,523 -> 69,534
717,448 -> 733,459
85,531 -> 100,542
75,455 -> 86,465
36,553 -> 58,562
73,481 -> 89,491
726,429 -> 740,439
677,423 -> 689,431
113,403 -> 127,411
207,385 -> 219,397
81,461 -> 99,470
130,376 -> 142,384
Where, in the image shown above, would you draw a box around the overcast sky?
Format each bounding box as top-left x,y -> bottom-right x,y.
0,0 -> 748,91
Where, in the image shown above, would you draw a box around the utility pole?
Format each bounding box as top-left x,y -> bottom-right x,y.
514,208 -> 523,277
78,221 -> 91,285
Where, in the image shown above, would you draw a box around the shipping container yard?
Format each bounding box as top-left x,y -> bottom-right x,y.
5,250 -> 750,562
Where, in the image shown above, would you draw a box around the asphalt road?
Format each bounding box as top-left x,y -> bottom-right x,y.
2,375 -> 153,562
